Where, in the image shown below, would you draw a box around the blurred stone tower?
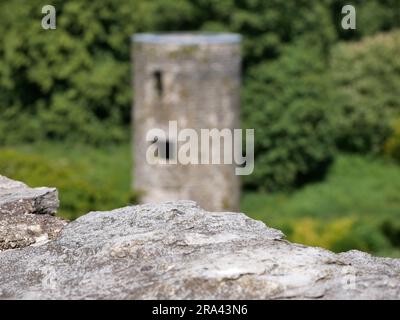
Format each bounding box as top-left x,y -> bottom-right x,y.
132,33 -> 241,211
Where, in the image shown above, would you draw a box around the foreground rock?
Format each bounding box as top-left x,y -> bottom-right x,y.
0,176 -> 66,251
0,200 -> 399,299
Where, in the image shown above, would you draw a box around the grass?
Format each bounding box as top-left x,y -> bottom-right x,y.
0,142 -> 133,220
242,155 -> 400,257
1,143 -> 400,257
242,155 -> 400,223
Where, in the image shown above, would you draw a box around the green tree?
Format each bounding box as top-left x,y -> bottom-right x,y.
243,41 -> 336,191
331,31 -> 400,154
0,0 -> 155,144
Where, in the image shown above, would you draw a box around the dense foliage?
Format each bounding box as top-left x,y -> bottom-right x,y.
243,42 -> 336,191
243,154 -> 400,257
331,31 -> 400,154
385,118 -> 400,162
0,0 -> 399,191
0,144 -> 136,220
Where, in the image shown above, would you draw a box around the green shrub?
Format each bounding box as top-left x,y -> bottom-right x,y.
242,154 -> 400,257
290,217 -> 355,249
331,221 -> 390,253
331,31 -> 400,154
0,147 -> 136,220
384,118 -> 400,162
0,0 -> 146,145
381,219 -> 400,248
281,216 -> 391,254
243,42 -> 336,191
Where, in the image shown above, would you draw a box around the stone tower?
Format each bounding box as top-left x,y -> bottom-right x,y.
132,33 -> 241,211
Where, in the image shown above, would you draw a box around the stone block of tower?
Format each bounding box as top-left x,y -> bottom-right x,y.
132,33 -> 241,211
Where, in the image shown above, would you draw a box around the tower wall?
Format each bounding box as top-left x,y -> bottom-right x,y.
132,33 -> 241,211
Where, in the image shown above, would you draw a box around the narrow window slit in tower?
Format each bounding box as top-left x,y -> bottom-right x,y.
153,70 -> 163,97
150,137 -> 174,160
160,139 -> 173,160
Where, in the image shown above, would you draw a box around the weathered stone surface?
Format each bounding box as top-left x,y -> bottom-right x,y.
0,200 -> 399,299
0,175 -> 66,251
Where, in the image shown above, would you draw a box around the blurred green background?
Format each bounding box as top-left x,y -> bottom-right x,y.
0,0 -> 400,257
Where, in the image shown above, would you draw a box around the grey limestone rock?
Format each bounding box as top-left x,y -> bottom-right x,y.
0,175 -> 66,251
0,199 -> 399,299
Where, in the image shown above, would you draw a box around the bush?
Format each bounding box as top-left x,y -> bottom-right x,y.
0,0 -> 146,144
242,154 -> 400,257
381,219 -> 400,248
331,220 -> 390,253
331,31 -> 400,154
282,217 -> 391,254
0,147 -> 136,220
384,118 -> 400,162
290,217 -> 355,249
243,42 -> 335,191
3,0 -> 398,145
